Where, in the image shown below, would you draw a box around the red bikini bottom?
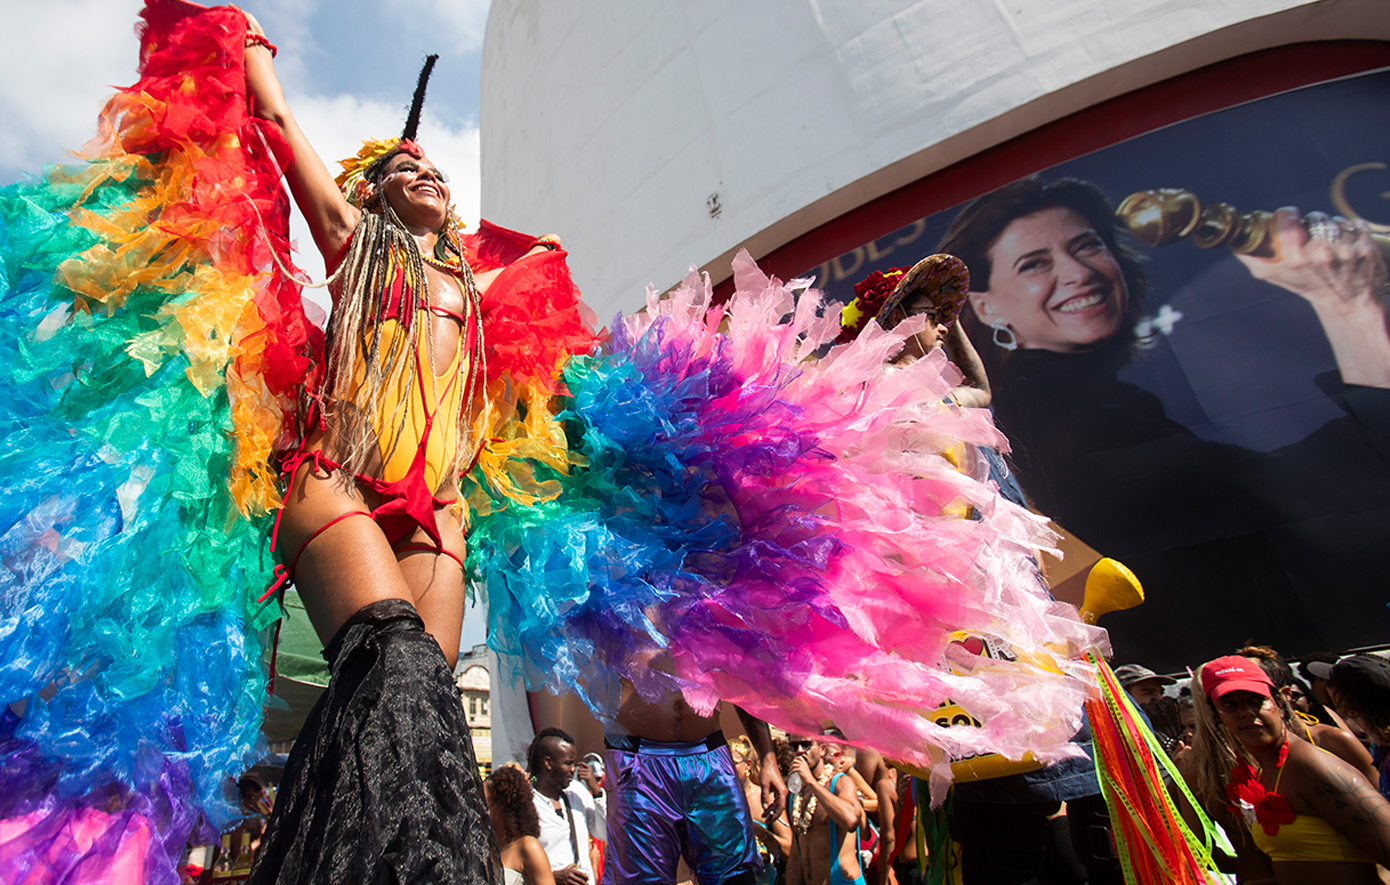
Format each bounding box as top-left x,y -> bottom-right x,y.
260,449 -> 466,692
263,449 -> 465,605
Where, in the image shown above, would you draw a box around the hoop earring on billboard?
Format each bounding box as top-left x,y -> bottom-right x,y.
991,321 -> 1019,351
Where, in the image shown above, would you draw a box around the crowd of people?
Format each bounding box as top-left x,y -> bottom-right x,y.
190,645 -> 1390,884
177,7 -> 1390,885
464,649 -> 1388,885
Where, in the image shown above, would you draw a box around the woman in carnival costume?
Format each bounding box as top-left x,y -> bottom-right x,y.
0,2 -> 1108,882
238,8 -> 601,884
0,0 -> 593,881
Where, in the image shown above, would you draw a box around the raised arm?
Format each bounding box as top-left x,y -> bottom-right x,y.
240,9 -> 359,262
1235,208 -> 1390,389
944,322 -> 991,408
736,706 -> 788,819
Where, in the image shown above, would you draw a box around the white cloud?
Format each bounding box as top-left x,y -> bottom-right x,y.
385,0 -> 492,53
241,0 -> 320,97
0,0 -> 143,180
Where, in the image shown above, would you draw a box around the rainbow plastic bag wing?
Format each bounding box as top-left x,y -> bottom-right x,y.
0,1 -> 318,881
469,252 -> 1107,791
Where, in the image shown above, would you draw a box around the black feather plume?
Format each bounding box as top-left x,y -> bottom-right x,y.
402,54 -> 439,142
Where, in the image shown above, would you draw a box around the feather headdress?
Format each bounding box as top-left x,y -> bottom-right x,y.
334,54 -> 438,207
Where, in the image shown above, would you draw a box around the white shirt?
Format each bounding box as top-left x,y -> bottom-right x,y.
533,784 -> 594,881
573,780 -> 607,842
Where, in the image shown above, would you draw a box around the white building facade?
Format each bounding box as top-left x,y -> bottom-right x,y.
480,0 -> 1390,322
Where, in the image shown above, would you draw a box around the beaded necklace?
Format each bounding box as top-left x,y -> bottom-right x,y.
791,765 -> 834,835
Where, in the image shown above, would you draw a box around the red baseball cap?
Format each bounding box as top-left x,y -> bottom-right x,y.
1200,656 -> 1274,701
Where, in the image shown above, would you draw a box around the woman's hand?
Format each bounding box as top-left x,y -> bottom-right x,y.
1236,207 -> 1390,388
1237,208 -> 1387,314
239,6 -> 266,39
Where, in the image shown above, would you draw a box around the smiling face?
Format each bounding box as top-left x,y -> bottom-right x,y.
1213,690 -> 1285,752
969,206 -> 1129,352
378,151 -> 451,231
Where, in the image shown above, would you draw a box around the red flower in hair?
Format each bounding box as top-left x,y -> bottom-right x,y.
854,268 -> 908,312
835,267 -> 909,344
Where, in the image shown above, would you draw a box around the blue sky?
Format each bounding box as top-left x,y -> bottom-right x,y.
3,0 -> 495,650
2,0 -> 491,284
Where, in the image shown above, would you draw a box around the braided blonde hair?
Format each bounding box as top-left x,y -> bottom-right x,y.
316,191 -> 483,487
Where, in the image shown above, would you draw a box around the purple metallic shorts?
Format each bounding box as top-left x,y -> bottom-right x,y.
602,731 -> 760,884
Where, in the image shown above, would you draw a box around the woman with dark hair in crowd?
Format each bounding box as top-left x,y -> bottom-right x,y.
1309,655 -> 1390,801
936,176 -> 1390,667
487,766 -> 558,885
1185,656 -> 1390,884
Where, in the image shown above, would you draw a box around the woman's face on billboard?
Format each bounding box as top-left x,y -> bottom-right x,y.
970,206 -> 1128,352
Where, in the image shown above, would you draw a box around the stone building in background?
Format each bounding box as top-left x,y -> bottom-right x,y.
455,643 -> 492,773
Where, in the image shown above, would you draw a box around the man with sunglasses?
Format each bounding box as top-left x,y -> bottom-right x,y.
786,734 -> 866,885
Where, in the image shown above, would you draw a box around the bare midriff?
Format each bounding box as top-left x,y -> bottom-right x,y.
614,683 -> 723,742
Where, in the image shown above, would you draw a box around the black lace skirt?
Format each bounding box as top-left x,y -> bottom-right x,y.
249,598 -> 500,885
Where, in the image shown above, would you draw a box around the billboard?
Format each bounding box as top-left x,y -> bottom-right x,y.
805,70 -> 1390,670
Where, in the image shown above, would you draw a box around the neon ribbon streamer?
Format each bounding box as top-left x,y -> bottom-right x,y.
1086,653 -> 1228,884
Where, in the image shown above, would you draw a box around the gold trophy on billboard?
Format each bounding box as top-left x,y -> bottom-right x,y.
1116,174 -> 1390,263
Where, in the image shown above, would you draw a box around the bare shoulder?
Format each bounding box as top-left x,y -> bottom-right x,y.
518,837 -> 556,885
1313,724 -> 1375,767
517,835 -> 547,859
855,747 -> 890,783
1286,734 -> 1348,781
834,771 -> 861,801
1288,739 -> 1390,863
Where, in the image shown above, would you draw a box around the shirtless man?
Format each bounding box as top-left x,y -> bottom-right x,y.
604,686 -> 787,885
819,731 -> 896,885
850,746 -> 896,885
786,734 -> 865,885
